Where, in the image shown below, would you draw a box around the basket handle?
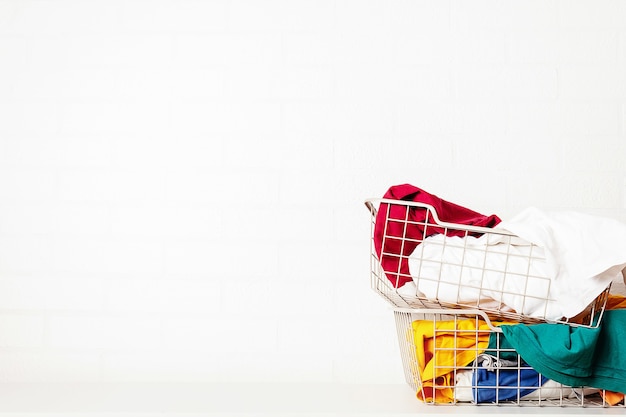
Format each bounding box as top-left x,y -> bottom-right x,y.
364,198 -> 515,237
393,308 -> 504,332
364,200 -> 377,216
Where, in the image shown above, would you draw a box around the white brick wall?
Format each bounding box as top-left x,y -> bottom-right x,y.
0,0 -> 625,385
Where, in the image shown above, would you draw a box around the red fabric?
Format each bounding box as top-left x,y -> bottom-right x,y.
374,184 -> 501,288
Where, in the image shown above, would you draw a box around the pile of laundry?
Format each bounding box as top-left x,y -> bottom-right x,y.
412,295 -> 626,404
373,184 -> 626,404
374,184 -> 626,322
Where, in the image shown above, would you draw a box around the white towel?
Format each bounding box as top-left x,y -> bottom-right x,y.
408,207 -> 626,320
498,207 -> 626,319
408,233 -> 555,318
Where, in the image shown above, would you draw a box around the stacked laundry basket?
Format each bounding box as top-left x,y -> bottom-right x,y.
365,188 -> 625,407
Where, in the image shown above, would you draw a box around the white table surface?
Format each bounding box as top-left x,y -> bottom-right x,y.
0,383 -> 623,416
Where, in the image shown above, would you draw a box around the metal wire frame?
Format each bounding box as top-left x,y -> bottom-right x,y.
366,198 -> 610,328
393,308 -> 621,407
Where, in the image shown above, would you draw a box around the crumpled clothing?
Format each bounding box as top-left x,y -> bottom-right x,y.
454,371 -> 595,402
412,317 -> 512,403
495,207 -> 626,319
408,233 -> 554,319
374,184 -> 501,288
472,366 -> 548,403
475,353 -> 519,371
498,309 -> 626,394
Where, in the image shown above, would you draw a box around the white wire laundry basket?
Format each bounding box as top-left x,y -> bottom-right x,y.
394,308 -> 622,407
366,198 -> 610,328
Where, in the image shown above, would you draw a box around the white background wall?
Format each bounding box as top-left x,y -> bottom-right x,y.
0,0 -> 625,385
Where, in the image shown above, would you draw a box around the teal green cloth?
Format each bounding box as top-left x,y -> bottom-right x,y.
485,332 -> 518,361
495,310 -> 626,393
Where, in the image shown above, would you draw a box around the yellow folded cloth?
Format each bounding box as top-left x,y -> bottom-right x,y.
412,317 -> 512,403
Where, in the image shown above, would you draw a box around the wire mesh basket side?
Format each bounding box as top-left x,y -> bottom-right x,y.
393,308 -> 621,407
367,198 -> 610,328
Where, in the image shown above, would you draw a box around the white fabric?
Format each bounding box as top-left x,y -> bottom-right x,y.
408,233 -> 555,318
475,354 -> 519,370
497,207 -> 626,319
407,207 -> 626,320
